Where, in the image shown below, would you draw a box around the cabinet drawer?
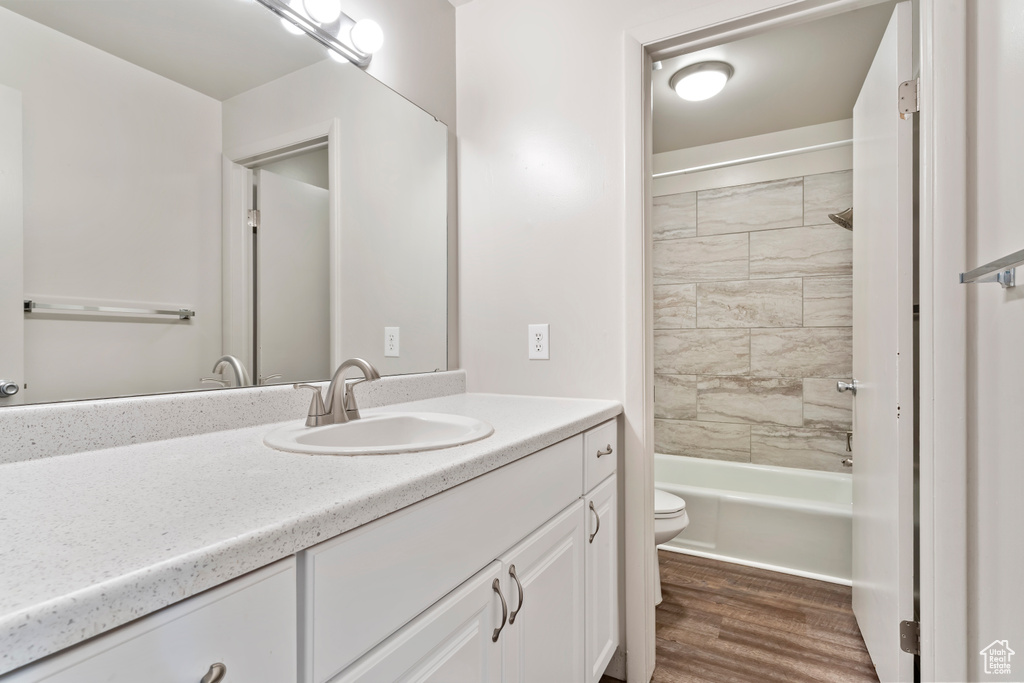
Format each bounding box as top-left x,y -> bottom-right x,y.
5,559 -> 297,683
583,419 -> 617,492
303,435 -> 583,683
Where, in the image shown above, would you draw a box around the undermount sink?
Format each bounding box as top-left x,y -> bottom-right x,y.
263,412 -> 494,456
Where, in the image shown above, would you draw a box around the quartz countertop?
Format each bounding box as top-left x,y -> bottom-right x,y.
0,392 -> 621,675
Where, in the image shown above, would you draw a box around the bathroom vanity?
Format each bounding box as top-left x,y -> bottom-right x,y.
0,385 -> 621,683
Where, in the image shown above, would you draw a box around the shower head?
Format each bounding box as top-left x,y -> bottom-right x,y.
828,207 -> 853,231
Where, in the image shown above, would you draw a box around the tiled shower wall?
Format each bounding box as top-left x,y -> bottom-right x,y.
652,171 -> 854,472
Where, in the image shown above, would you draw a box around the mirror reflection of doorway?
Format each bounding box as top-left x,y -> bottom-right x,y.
252,148 -> 330,385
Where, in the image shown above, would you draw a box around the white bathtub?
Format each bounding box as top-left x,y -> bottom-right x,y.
655,453 -> 853,585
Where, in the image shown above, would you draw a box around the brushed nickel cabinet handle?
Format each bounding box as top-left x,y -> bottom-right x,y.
589,501 -> 601,543
508,564 -> 524,624
596,444 -> 613,458
200,663 -> 227,683
492,578 -> 508,642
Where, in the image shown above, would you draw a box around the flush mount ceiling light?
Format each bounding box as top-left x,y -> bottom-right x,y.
669,61 -> 734,102
256,0 -> 382,67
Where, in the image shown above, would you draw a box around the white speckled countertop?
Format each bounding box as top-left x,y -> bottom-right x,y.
0,392 -> 621,675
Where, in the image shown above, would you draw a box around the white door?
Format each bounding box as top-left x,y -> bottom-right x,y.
500,500 -> 585,683
255,169 -> 330,384
0,85 -> 23,405
586,475 -> 619,683
331,562 -> 504,683
851,2 -> 915,681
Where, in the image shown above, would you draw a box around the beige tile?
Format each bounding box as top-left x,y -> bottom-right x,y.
803,276 -> 853,327
653,192 -> 697,241
804,170 -> 852,227
655,375 -> 698,420
655,419 -> 751,462
749,225 -> 852,279
803,378 -> 853,430
697,377 -> 803,427
697,177 -> 803,236
654,284 -> 696,329
750,328 -> 852,378
653,233 -> 749,285
697,278 -> 803,328
751,426 -> 849,472
654,329 -> 750,376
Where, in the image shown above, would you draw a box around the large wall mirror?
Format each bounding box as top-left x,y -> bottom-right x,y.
0,0 -> 448,407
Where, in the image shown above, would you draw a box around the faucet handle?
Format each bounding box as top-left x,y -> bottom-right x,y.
201,377 -> 229,387
294,384 -> 330,427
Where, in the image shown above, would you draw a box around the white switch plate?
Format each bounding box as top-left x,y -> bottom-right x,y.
528,324 -> 549,360
385,327 -> 400,357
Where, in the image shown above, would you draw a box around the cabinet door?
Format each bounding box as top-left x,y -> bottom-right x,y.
585,474 -> 619,683
500,500 -> 585,683
331,562 -> 504,683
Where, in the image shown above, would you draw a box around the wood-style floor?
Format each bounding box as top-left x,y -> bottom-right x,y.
603,551 -> 879,683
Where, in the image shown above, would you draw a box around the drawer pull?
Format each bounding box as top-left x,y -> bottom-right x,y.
589,501 -> 601,543
508,564 -> 525,624
596,444 -> 613,458
492,578 -> 508,642
200,663 -> 227,683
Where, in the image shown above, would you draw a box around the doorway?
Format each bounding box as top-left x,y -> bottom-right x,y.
636,2 -> 916,681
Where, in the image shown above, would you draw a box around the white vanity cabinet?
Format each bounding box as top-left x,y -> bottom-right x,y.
2,416 -> 620,683
4,559 -> 297,683
321,418 -> 619,683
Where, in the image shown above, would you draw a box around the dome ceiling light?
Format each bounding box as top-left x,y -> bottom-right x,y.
669,61 -> 734,102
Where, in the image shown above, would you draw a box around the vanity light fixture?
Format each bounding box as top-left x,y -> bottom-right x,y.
669,61 -> 734,101
255,0 -> 382,68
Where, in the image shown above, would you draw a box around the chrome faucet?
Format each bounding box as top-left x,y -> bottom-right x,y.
205,355 -> 252,387
295,358 -> 381,427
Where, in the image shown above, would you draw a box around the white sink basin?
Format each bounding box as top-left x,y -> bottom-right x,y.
263,412 -> 494,456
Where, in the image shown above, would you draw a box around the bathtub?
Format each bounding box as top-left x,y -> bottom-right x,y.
655,453 -> 852,585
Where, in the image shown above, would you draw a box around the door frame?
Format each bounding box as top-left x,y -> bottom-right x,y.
222,119 -> 344,379
623,0 -> 967,680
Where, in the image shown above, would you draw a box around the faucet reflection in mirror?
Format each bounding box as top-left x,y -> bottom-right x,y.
295,358 -> 381,427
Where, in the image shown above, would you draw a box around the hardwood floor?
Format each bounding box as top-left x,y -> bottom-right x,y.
603,551 -> 879,683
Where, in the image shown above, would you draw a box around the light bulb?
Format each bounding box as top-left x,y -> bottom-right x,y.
350,19 -> 383,54
669,62 -> 734,102
303,0 -> 341,24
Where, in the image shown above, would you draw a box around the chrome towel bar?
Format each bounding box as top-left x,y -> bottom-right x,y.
24,300 -> 195,320
960,248 -> 1023,288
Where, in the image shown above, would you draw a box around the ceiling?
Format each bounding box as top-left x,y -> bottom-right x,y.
0,0 -> 331,101
652,2 -> 896,153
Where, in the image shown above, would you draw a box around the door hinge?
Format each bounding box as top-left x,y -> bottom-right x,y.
247,209 -> 260,232
899,78 -> 920,119
900,620 -> 920,655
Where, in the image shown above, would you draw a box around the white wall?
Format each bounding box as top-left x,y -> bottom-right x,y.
965,1 -> 1024,678
0,7 -> 224,404
454,0 -> 796,398
223,59 -> 449,375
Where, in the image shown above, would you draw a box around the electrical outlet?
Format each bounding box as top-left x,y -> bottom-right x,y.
385,327 -> 400,357
528,324 -> 549,360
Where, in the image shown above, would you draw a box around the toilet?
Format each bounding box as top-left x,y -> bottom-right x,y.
654,488 -> 689,605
